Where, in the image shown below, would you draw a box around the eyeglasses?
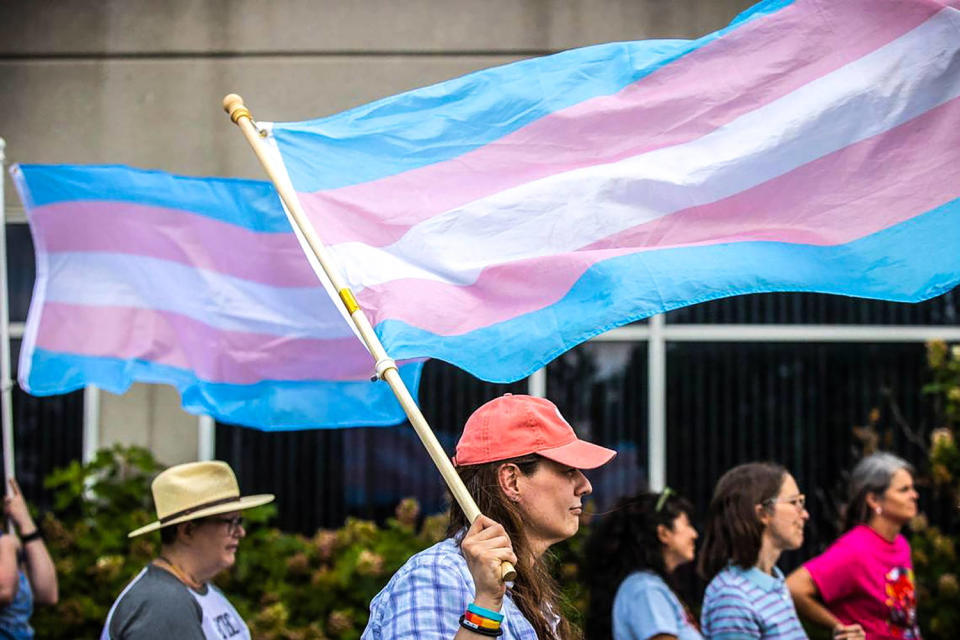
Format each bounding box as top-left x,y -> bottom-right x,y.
765,494 -> 806,511
655,487 -> 675,512
209,515 -> 245,535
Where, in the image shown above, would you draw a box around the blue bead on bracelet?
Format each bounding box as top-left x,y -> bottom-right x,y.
467,603 -> 504,623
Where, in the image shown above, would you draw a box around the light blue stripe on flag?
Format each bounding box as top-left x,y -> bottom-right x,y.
27,349 -> 422,430
15,164 -> 294,233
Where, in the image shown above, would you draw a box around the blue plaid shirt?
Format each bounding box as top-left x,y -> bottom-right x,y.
362,537 -> 540,640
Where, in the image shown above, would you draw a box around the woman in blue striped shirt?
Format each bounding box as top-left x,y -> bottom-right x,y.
697,463 -> 809,640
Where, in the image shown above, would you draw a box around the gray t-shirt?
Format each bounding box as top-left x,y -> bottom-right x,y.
101,564 -> 249,640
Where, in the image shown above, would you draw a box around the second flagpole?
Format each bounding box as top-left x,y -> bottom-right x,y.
222,94 -> 516,581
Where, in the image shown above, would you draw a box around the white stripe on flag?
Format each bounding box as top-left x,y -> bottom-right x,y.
43,252 -> 356,339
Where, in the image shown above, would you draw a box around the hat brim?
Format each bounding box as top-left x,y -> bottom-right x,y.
128,493 -> 275,538
537,439 -> 617,470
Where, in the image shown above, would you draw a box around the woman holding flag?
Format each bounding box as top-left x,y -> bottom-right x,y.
362,393 -> 616,640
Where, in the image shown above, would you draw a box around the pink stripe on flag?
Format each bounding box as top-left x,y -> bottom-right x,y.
359,253 -> 599,336
298,0 -> 938,247
30,201 -> 317,287
355,95 -> 960,335
585,95 -> 960,250
34,303 -> 374,383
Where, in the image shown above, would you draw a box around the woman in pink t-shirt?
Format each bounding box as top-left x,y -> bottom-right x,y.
787,453 -> 921,640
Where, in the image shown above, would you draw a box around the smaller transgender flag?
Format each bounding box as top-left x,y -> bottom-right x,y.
11,164 -> 422,430
268,0 -> 960,382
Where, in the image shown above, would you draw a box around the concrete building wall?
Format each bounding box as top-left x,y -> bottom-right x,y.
0,0 -> 753,464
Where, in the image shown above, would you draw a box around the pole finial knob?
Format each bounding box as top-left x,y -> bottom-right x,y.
222,94 -> 251,123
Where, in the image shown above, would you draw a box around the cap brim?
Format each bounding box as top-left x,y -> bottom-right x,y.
537,439 -> 617,470
128,493 -> 275,538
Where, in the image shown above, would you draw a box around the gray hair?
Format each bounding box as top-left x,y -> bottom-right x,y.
844,452 -> 914,531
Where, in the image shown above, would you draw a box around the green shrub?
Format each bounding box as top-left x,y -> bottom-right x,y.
222,501 -> 448,640
910,341 -> 960,639
34,446 -> 163,638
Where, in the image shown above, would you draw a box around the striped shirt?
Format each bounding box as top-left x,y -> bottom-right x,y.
701,565 -> 807,640
362,537 -> 542,640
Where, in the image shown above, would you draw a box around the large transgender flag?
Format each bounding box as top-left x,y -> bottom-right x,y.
267,0 -> 960,382
11,164 -> 422,429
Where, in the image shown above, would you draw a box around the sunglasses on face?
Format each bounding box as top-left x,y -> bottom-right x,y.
207,515 -> 245,534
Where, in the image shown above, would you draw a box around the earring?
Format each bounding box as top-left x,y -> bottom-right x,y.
875,506 -> 882,515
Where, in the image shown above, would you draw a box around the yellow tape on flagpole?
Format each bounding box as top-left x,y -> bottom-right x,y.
338,288 -> 360,315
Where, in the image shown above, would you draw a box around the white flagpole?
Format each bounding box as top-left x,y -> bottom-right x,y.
222,95 -> 516,580
0,137 -> 15,486
82,385 -> 100,463
197,415 -> 215,461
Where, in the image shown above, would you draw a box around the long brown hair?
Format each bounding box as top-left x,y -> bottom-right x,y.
447,454 -> 579,640
697,462 -> 787,581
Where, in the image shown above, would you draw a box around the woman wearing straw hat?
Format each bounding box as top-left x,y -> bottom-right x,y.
101,461 -> 273,640
362,393 -> 617,640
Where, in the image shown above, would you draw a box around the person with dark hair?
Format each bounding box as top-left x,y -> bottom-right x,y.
787,453 -> 920,640
101,461 -> 274,639
362,394 -> 617,640
697,462 -> 808,640
0,478 -> 58,640
584,489 -> 702,640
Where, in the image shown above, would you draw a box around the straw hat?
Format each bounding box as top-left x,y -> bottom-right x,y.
129,461 -> 274,538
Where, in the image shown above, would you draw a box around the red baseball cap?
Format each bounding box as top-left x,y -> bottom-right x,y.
452,394 -> 617,469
